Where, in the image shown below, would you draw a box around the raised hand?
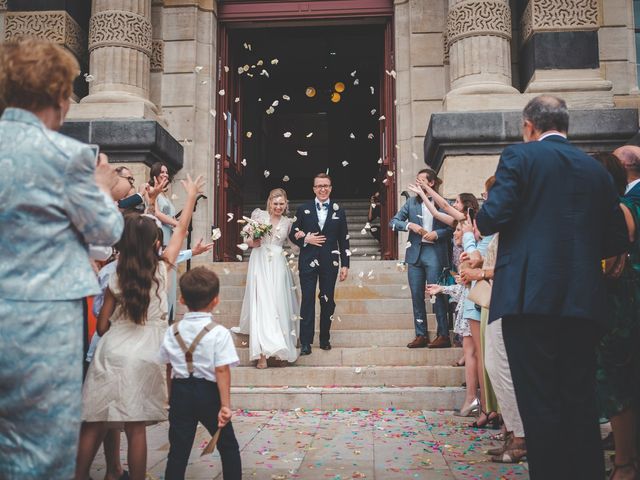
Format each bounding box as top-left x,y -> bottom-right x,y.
146,176 -> 168,201
181,173 -> 205,198
95,153 -> 119,197
192,238 -> 214,256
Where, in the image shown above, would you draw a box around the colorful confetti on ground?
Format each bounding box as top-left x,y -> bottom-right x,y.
89,409 -> 534,479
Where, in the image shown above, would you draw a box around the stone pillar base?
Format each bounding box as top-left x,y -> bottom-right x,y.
443,91 -> 523,112
69,101 -> 166,127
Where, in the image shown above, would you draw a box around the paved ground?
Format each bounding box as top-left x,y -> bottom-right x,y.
90,410 -> 532,479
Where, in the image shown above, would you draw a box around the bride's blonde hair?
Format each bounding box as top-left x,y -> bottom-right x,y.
266,188 -> 288,215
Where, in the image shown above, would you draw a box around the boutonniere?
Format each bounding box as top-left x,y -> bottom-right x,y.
331,212 -> 339,220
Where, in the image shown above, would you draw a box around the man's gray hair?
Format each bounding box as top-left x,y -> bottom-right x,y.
523,95 -> 569,133
614,145 -> 640,174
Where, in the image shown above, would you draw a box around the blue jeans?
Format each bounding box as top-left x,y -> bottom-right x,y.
407,244 -> 448,338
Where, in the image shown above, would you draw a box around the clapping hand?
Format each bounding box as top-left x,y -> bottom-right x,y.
146,176 -> 168,201
192,238 -> 214,256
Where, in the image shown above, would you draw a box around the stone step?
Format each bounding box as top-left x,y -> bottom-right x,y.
219,284 -> 412,300
231,328 -> 424,347
235,346 -> 462,367
230,386 -> 466,410
200,269 -> 410,286
215,298 -> 414,315
209,313 -> 437,331
231,365 -> 464,387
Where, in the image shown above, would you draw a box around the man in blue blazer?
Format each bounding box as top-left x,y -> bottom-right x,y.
476,95 -> 628,479
289,173 -> 350,355
390,169 -> 453,349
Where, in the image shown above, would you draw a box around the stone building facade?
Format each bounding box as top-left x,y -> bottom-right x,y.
3,0 -> 639,259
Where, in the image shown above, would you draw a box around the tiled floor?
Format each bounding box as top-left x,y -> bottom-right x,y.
90,410 -> 531,479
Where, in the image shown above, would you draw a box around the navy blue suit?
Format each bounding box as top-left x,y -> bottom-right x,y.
289,200 -> 350,346
389,197 -> 453,338
476,134 -> 628,480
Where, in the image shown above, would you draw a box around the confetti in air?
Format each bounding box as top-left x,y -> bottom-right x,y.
297,150 -> 308,156
283,132 -> 292,138
282,175 -> 290,182
83,73 -> 94,82
237,243 -> 249,251
194,65 -> 204,73
342,161 -> 349,167
227,213 -> 234,222
218,89 -> 225,96
263,170 -> 270,178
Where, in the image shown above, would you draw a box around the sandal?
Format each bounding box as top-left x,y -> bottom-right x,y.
471,410 -> 501,430
256,355 -> 268,369
487,432 -> 513,456
491,446 -> 527,464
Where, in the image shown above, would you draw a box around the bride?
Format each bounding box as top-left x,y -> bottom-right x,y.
232,188 -> 299,368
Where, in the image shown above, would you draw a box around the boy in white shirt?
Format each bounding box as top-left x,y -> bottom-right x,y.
159,267 -> 241,479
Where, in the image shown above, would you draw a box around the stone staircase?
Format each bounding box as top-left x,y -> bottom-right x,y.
242,198 -> 381,259
185,259 -> 466,410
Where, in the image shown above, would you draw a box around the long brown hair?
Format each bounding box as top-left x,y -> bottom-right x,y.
458,193 -> 479,216
115,214 -> 162,324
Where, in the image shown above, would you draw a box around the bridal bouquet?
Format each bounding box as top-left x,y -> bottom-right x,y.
240,216 -> 273,240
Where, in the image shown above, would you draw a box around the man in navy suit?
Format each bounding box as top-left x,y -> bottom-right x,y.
390,169 -> 453,349
476,95 -> 629,479
289,173 -> 350,355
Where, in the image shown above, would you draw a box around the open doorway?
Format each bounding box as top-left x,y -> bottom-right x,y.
215,13 -> 397,261
236,25 -> 384,202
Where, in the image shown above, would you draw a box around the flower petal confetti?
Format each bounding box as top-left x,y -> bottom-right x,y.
263,170 -> 270,178
237,243 -> 249,251
83,73 -> 95,82
297,150 -> 308,156
218,89 -> 225,96
211,228 -> 222,241
306,132 -> 314,138
282,175 -> 290,182
227,213 -> 234,222
283,131 -> 292,138
342,160 -> 349,167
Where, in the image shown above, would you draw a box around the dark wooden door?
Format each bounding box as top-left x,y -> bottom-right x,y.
379,19 -> 398,260
214,25 -> 245,261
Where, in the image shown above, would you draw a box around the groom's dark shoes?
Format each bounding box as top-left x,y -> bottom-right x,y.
300,344 -> 312,355
319,341 -> 332,351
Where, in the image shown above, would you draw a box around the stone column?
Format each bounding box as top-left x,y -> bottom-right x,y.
81,0 -> 158,115
444,0 -> 518,109
519,0 -> 613,107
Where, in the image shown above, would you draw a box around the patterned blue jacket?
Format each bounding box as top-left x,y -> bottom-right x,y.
0,108 -> 124,300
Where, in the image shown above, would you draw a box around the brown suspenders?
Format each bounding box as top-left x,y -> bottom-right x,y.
171,320 -> 216,375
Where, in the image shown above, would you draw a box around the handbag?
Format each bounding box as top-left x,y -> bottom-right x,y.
467,279 -> 492,309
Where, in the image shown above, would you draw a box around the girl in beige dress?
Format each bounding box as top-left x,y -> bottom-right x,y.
75,175 -> 205,480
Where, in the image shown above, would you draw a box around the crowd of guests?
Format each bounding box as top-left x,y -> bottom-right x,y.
392,96 -> 640,479
3,36 -> 640,480
0,38 -> 241,480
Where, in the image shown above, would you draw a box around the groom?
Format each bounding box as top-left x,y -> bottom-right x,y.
290,173 -> 350,355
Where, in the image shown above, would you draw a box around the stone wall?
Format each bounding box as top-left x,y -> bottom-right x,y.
159,1 -> 217,243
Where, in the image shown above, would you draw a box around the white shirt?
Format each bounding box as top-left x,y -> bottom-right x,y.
158,312 -> 239,381
626,179 -> 640,195
315,197 -> 330,230
421,202 -> 434,232
538,131 -> 567,141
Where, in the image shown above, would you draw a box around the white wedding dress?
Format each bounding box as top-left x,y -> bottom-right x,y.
232,209 -> 300,362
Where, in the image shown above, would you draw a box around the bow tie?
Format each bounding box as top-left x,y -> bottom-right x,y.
316,202 -> 329,211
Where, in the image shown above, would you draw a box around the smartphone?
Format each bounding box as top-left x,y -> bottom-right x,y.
468,208 -> 476,223
88,144 -> 100,164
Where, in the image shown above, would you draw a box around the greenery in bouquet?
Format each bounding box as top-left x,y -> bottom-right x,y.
241,217 -> 273,240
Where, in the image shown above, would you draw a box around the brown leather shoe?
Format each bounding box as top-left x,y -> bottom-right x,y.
407,335 -> 429,348
428,335 -> 452,348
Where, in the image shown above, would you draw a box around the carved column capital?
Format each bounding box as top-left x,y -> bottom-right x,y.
0,0 -> 8,11
521,0 -> 599,43
447,0 -> 512,45
89,10 -> 152,56
4,11 -> 86,59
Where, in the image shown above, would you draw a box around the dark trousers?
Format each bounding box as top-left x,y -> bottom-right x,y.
502,315 -> 604,480
299,266 -> 337,346
165,377 -> 242,480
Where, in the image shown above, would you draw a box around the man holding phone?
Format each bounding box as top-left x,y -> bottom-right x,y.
390,168 -> 453,349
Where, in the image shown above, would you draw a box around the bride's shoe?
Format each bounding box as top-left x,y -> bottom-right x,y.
256,355 -> 268,369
